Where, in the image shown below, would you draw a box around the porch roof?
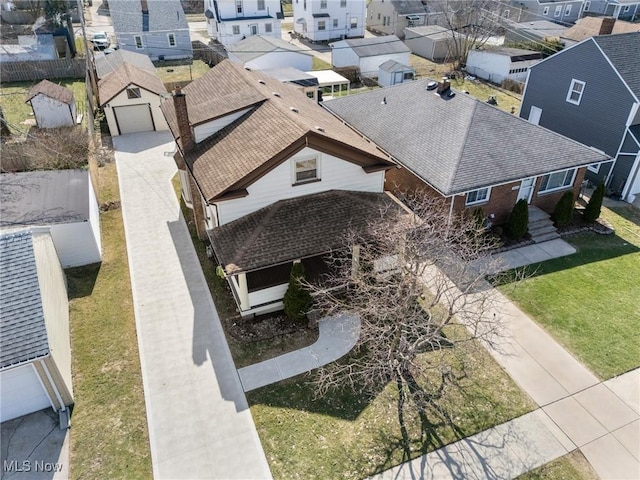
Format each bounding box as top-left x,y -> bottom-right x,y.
209,190 -> 403,274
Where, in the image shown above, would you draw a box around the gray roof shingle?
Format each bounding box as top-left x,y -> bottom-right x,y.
340,35 -> 411,58
25,79 -> 74,105
0,232 -> 49,369
390,0 -> 431,16
379,59 -> 413,73
227,35 -> 311,64
324,79 -> 610,195
592,32 -> 640,99
94,49 -> 156,79
0,170 -> 90,228
109,0 -> 188,35
210,190 -> 403,273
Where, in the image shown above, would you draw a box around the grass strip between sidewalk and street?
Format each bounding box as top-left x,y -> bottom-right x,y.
67,162 -> 152,479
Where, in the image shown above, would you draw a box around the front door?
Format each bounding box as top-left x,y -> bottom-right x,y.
518,177 -> 535,203
249,24 -> 258,35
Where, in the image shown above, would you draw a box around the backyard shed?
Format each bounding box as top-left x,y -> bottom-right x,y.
0,231 -> 74,422
330,35 -> 411,76
466,47 -> 543,84
403,25 -> 453,61
25,79 -> 76,128
378,60 -> 415,87
0,169 -> 102,268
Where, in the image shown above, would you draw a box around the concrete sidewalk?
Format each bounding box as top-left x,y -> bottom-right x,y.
238,314 -> 360,391
489,238 -> 576,273
114,132 -> 271,479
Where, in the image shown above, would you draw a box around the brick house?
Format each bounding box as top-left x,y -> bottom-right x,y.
323,78 -> 609,226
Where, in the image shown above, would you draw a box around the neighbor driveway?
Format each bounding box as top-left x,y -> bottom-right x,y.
114,132 -> 271,479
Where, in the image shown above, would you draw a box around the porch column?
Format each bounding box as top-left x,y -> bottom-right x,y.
351,244 -> 360,278
237,273 -> 250,311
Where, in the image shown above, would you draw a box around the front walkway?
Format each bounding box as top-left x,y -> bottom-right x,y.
114,132 -> 271,479
237,314 -> 360,392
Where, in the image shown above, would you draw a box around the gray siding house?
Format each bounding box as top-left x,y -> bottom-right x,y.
109,0 -> 192,61
584,0 -> 640,20
505,0 -> 586,24
520,32 -> 640,203
366,0 -> 444,38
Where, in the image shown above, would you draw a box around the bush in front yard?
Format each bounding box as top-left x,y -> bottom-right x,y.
584,183 -> 605,223
284,262 -> 312,323
507,199 -> 529,240
552,191 -> 575,228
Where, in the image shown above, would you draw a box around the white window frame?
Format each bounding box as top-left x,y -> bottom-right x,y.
542,6 -> 549,15
503,9 -> 510,18
466,187 -> 491,206
539,168 -> 576,193
564,4 -> 572,16
235,0 -> 243,14
257,0 -> 265,10
292,156 -> 320,184
584,1 -> 590,12
134,35 -> 144,49
333,18 -> 338,28
587,163 -> 601,173
126,87 -> 141,99
566,79 -> 586,105
350,17 -> 358,28
265,23 -> 272,33
232,25 -> 240,35
624,5 -> 630,12
320,0 -> 327,8
340,0 -> 346,6
167,33 -> 176,47
318,20 -> 326,31
554,5 -> 562,17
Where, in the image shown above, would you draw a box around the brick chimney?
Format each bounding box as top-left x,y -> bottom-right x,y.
599,17 -> 615,35
173,86 -> 194,154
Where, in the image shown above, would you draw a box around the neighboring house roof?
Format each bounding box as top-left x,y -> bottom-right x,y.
339,35 -> 411,58
0,170 -> 90,228
109,0 -> 188,34
98,63 -> 167,105
379,59 -> 413,73
261,67 -> 319,87
227,35 -> 311,64
210,190 -> 402,273
471,47 -> 543,61
390,0 -> 431,16
161,60 -> 392,202
564,16 -> 640,42
509,20 -> 570,38
405,25 -> 451,40
25,79 -> 73,105
591,32 -> 640,98
94,49 -> 156,80
0,232 -> 49,369
323,79 -> 609,196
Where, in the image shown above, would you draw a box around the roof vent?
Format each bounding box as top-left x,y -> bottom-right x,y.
273,92 -> 281,97
315,126 -> 325,132
258,79 -> 265,84
381,96 -> 387,105
289,106 -> 299,113
426,81 -> 438,90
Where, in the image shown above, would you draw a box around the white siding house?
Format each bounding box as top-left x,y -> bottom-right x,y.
25,80 -> 76,128
0,231 -> 74,423
466,47 -> 543,84
205,0 -> 284,47
0,169 -> 102,268
292,0 -> 366,42
330,35 -> 411,75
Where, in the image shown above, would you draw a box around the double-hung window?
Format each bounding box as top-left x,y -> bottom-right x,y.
539,168 -> 576,193
320,0 -> 327,8
554,5 -> 562,17
134,35 -> 144,49
232,25 -> 240,35
566,79 -> 585,105
466,187 -> 490,205
294,157 -> 319,184
318,20 -> 326,30
167,33 -> 176,47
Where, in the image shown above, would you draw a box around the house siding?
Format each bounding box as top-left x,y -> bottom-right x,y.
511,0 -> 585,24
49,222 -> 101,268
293,0 -> 366,42
104,86 -> 169,137
215,147 -> 385,225
520,39 -> 635,157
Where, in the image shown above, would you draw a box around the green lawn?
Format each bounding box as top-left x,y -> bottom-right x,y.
155,60 -> 211,85
67,162 -> 152,479
249,340 -> 535,479
312,56 -> 333,71
499,205 -> 640,379
518,450 -> 599,480
0,79 -> 86,135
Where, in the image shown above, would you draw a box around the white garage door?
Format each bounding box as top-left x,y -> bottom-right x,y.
1,364 -> 52,422
114,104 -> 155,135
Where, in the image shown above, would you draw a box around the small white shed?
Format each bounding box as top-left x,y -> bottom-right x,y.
0,169 -> 102,268
99,63 -> 169,136
404,25 -> 454,61
227,36 -> 313,72
466,48 -> 543,84
0,231 -> 74,423
25,79 -> 76,128
378,60 -> 415,87
330,35 -> 411,76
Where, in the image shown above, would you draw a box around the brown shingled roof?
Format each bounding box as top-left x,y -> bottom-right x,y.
98,63 -> 167,106
25,80 -> 74,105
160,60 -> 393,202
209,190 -> 403,273
564,17 -> 640,42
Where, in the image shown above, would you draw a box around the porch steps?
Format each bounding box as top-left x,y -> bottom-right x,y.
528,206 -> 560,243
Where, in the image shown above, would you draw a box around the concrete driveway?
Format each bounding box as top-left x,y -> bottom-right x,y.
114,132 -> 271,479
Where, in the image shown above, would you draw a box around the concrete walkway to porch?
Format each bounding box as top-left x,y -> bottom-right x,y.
237,314 -> 360,392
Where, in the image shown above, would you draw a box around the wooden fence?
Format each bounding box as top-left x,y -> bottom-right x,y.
1,58 -> 85,83
192,40 -> 227,67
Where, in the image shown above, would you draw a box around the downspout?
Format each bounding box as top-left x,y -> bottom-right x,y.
445,195 -> 455,239
41,359 -> 66,412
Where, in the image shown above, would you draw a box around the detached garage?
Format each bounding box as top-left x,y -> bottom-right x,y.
0,231 -> 74,423
99,62 -> 169,136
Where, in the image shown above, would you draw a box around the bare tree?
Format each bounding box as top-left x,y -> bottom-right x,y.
431,0 -> 503,71
307,193 -> 511,455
